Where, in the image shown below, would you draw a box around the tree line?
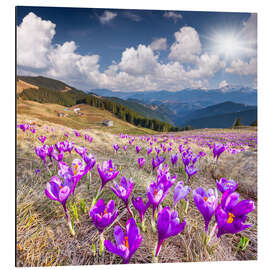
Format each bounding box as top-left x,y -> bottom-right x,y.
19,87 -> 181,132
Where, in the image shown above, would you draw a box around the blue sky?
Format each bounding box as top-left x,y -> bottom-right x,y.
16,7 -> 257,91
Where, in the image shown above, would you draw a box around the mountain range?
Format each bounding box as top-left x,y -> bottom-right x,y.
17,76 -> 257,129
89,86 -> 257,128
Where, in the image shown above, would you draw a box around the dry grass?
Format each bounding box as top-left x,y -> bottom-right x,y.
16,115 -> 257,267
17,99 -> 158,135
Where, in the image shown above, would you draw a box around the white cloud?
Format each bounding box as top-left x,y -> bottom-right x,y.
163,11 -> 183,23
186,53 -> 225,79
150,38 -> 167,51
99,11 -> 117,24
218,80 -> 228,88
17,12 -> 56,69
118,44 -> 158,76
123,11 -> 142,22
225,57 -> 257,75
17,12 -> 228,92
169,26 -> 202,63
242,13 -> 257,44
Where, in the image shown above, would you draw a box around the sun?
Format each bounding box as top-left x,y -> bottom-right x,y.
212,32 -> 243,58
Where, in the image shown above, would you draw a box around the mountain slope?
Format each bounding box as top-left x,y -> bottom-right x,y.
17,99 -> 158,135
17,76 -> 75,92
185,109 -> 257,129
106,97 -> 174,124
183,101 -> 257,123
17,76 -> 180,132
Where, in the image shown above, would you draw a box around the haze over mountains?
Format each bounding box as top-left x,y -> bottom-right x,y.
89,86 -> 257,128
17,75 -> 257,129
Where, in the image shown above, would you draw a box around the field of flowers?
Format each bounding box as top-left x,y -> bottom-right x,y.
16,116 -> 257,267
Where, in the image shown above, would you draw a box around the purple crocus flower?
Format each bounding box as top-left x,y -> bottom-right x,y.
90,199 -> 119,233
171,153 -> 178,167
55,142 -> 64,153
147,147 -> 153,155
185,164 -> 198,181
147,180 -> 171,222
104,218 -> 143,264
35,146 -> 47,165
30,127 -> 36,134
167,147 -> 172,152
35,168 -> 40,175
131,196 -> 150,224
155,147 -> 161,155
44,175 -> 75,235
182,153 -> 191,167
123,145 -> 128,151
155,206 -> 186,257
178,144 -> 184,153
135,145 -> 141,154
198,151 -> 206,157
38,135 -> 47,144
157,166 -> 176,193
82,153 -> 96,171
193,187 -> 219,231
157,163 -> 169,177
97,160 -> 119,191
75,146 -> 87,157
45,175 -> 73,208
111,177 -> 134,216
216,178 -> 239,194
58,159 -> 86,194
113,144 -> 120,152
74,130 -> 81,137
152,155 -> 165,171
173,181 -> 191,207
213,143 -> 226,160
137,157 -> 145,169
64,132 -> 69,138
17,124 -> 26,132
51,150 -> 64,162
215,191 -> 255,237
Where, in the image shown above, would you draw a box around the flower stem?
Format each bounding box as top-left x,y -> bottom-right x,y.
63,205 -> 75,236
99,233 -> 105,256
151,208 -> 156,233
126,203 -> 134,218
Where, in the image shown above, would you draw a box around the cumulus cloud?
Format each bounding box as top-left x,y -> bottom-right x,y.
150,38 -> 167,51
17,12 -> 227,92
118,45 -> 159,76
218,80 -> 228,88
169,26 -> 202,63
17,12 -> 55,69
225,58 -> 257,75
99,11 -> 117,24
163,11 -> 183,23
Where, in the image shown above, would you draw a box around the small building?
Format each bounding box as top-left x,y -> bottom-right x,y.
56,112 -> 66,117
102,120 -> 114,127
74,108 -> 80,113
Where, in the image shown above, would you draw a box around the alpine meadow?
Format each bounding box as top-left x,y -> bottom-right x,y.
16,6 -> 257,267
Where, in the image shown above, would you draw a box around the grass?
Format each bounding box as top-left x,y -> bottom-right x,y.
17,99 -> 158,135
16,115 -> 257,267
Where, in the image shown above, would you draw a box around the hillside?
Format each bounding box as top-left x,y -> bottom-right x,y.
106,97 -> 173,124
17,79 -> 39,94
17,76 -> 75,92
180,101 -> 257,125
185,109 -> 257,129
17,99 -> 158,135
17,76 -> 180,132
